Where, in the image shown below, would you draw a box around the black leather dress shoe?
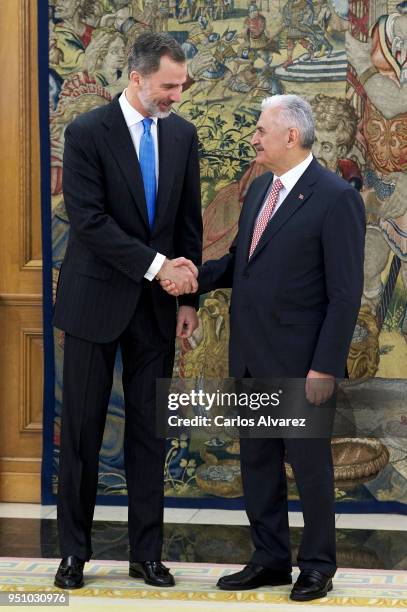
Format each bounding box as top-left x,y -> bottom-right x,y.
217,564 -> 292,591
290,569 -> 333,601
54,556 -> 85,589
129,561 -> 175,587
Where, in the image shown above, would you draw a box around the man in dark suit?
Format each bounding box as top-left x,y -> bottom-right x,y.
53,32 -> 202,589
161,94 -> 365,601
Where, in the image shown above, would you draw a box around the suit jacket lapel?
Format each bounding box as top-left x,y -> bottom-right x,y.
247,159 -> 318,264
153,116 -> 178,233
102,97 -> 149,230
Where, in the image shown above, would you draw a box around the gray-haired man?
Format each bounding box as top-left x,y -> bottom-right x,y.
162,95 -> 365,601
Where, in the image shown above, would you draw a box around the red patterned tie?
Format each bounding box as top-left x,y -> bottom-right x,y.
249,178 -> 284,259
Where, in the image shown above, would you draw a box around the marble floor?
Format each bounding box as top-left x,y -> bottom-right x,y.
0,504 -> 406,569
1,503 -> 407,529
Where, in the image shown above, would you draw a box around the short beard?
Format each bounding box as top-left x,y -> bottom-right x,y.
138,89 -> 172,119
156,110 -> 171,119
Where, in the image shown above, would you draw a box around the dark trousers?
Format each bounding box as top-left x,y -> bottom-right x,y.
57,288 -> 175,562
239,436 -> 336,576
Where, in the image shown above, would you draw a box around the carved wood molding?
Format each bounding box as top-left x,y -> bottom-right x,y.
0,294 -> 42,307
0,457 -> 41,470
19,0 -> 42,272
20,328 -> 43,433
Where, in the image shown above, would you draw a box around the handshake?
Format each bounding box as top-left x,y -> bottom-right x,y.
157,257 -> 199,297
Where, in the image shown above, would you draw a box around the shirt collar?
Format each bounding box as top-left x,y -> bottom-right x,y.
119,89 -> 159,128
274,152 -> 313,192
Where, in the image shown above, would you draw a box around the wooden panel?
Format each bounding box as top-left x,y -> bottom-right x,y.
0,297 -> 43,454
0,1 -> 43,501
0,298 -> 43,502
19,0 -> 42,269
0,459 -> 41,503
0,0 -> 42,295
20,329 -> 44,432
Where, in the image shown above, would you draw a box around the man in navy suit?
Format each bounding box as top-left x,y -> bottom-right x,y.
161,94 -> 365,601
53,33 -> 202,589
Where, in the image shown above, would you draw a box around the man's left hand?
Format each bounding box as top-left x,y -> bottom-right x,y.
176,306 -> 199,338
305,370 -> 335,406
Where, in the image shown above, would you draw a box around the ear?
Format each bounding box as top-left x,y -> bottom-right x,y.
287,127 -> 300,148
129,70 -> 142,86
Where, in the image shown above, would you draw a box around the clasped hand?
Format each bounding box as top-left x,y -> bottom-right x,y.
157,257 -> 198,296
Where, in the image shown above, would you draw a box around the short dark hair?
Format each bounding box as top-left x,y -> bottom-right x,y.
127,32 -> 185,77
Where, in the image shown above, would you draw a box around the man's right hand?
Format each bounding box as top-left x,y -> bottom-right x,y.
156,257 -> 198,296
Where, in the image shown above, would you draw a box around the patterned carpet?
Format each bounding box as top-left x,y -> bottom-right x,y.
1,558 -> 406,609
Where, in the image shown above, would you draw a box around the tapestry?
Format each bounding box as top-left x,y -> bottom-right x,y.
41,0 -> 407,511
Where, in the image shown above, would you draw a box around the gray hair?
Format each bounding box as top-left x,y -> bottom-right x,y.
127,32 -> 185,77
261,95 -> 315,149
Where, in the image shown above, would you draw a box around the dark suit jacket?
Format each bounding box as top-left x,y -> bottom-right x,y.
53,96 -> 203,343
199,158 -> 365,378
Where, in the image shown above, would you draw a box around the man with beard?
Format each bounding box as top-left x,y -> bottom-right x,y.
53,32 -> 202,589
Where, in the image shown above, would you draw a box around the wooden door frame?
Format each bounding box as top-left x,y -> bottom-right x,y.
0,0 -> 43,502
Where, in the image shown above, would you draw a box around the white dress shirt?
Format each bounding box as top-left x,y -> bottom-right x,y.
257,152 -> 314,219
119,89 -> 165,280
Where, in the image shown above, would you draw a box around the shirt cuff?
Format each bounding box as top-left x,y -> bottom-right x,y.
144,253 -> 166,281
